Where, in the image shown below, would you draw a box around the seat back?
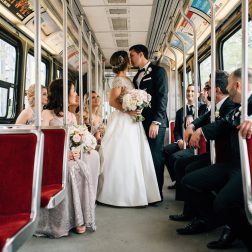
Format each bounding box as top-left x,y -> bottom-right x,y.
215,134 -> 232,163
198,135 -> 207,155
40,127 -> 68,208
239,135 -> 252,226
0,129 -> 44,252
169,120 -> 175,144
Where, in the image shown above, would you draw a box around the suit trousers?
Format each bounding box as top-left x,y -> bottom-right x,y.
174,153 -> 210,201
182,162 -> 241,229
164,144 -> 194,181
146,127 -> 166,199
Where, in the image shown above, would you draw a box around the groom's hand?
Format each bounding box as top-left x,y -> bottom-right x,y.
149,123 -> 159,139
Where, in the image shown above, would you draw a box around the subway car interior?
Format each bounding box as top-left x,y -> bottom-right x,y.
0,0 -> 252,251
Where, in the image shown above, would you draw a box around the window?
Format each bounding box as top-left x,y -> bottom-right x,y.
199,55 -> 211,89
222,21 -> 252,72
0,38 -> 16,83
187,71 -> 192,85
0,37 -> 17,120
25,53 -> 47,108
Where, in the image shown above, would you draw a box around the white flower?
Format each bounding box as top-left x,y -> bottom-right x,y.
145,67 -> 152,76
215,110 -> 220,118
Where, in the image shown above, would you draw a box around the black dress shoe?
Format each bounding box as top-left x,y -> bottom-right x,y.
207,226 -> 236,249
176,218 -> 208,235
169,214 -> 192,221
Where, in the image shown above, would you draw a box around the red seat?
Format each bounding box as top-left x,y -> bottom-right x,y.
0,130 -> 43,252
198,135 -> 207,155
169,120 -> 175,144
41,128 -> 68,208
246,138 -> 252,177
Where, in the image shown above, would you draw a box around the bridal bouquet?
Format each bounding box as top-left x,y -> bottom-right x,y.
69,124 -> 97,154
122,89 -> 151,122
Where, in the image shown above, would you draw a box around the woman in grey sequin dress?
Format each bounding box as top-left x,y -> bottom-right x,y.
35,79 -> 99,238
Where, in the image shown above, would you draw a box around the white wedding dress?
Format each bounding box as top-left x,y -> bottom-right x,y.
97,76 -> 161,207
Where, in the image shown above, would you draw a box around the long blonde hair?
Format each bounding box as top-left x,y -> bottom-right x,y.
26,84 -> 46,107
83,90 -> 101,116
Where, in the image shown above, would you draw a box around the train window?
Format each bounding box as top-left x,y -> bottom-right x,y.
199,55 -> 211,88
187,71 -> 192,85
0,37 -> 17,121
0,38 -> 16,83
25,53 -> 47,108
222,21 -> 252,72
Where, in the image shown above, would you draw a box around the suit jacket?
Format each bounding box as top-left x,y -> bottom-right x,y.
133,63 -> 168,129
192,97 -> 237,159
193,97 -> 237,129
174,104 -> 206,142
202,95 -> 252,163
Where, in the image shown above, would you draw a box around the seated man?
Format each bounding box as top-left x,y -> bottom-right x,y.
178,68 -> 252,251
164,84 -> 205,188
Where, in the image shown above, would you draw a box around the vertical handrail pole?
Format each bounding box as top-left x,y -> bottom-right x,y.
171,18 -> 187,147
34,0 -> 41,127
88,31 -> 92,127
207,0 -> 216,164
62,0 -> 68,125
167,44 -> 178,115
239,0 -> 252,224
79,15 -> 84,125
95,44 -> 99,93
179,1 -> 198,118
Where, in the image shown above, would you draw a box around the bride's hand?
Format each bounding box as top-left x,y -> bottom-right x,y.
69,150 -> 80,160
127,110 -> 142,117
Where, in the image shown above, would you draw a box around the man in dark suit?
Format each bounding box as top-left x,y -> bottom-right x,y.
179,68 -> 252,250
129,44 -> 168,200
163,84 -> 199,185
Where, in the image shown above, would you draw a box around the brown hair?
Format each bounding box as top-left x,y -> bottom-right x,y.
110,50 -> 129,74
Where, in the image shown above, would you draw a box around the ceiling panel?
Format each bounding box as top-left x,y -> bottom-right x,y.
81,0 -> 154,64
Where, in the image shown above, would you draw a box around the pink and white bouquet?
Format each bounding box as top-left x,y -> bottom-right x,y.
122,89 -> 151,122
69,124 -> 97,153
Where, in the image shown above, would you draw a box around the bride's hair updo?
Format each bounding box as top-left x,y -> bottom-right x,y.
110,50 -> 129,74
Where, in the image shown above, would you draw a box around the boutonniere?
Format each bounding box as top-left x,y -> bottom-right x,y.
234,106 -> 242,117
215,110 -> 220,118
144,67 -> 152,76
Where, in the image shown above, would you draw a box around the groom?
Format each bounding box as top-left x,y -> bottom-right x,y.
129,44 -> 168,200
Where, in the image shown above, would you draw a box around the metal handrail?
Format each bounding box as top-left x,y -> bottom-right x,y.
239,0 -> 252,225
79,15 -> 84,125
179,1 -> 198,119
206,0 -> 216,164
171,18 -> 187,147
34,0 -> 41,128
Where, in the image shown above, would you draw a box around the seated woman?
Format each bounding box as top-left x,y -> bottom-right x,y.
83,91 -> 105,144
16,84 -> 47,124
36,79 -> 99,238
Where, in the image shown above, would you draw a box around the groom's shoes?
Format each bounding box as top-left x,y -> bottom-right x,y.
207,225 -> 236,249
169,214 -> 192,221
167,182 -> 176,190
176,218 -> 208,235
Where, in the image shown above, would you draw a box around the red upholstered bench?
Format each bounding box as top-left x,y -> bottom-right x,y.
41,128 -> 68,209
0,130 -> 43,252
169,120 -> 175,144
239,134 -> 252,226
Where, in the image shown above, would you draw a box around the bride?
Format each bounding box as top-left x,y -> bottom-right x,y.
97,50 -> 160,207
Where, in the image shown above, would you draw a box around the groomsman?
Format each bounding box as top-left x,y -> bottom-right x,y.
130,44 -> 168,200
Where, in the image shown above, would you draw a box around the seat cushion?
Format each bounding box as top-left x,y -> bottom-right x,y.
41,184 -> 62,207
0,213 -> 30,251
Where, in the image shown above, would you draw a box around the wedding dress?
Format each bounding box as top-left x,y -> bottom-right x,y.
97,77 -> 160,207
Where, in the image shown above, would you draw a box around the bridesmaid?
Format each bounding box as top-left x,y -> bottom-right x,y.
36,79 -> 99,238
16,84 -> 47,125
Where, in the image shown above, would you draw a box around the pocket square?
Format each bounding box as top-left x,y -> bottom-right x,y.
143,77 -> 152,81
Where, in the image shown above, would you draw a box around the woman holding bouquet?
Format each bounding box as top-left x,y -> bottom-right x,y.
36,79 -> 99,237
97,50 -> 160,207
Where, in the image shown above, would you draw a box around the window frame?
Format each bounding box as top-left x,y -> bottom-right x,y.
0,30 -> 21,122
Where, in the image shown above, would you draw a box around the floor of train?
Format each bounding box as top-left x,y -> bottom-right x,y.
20,171 -> 247,252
